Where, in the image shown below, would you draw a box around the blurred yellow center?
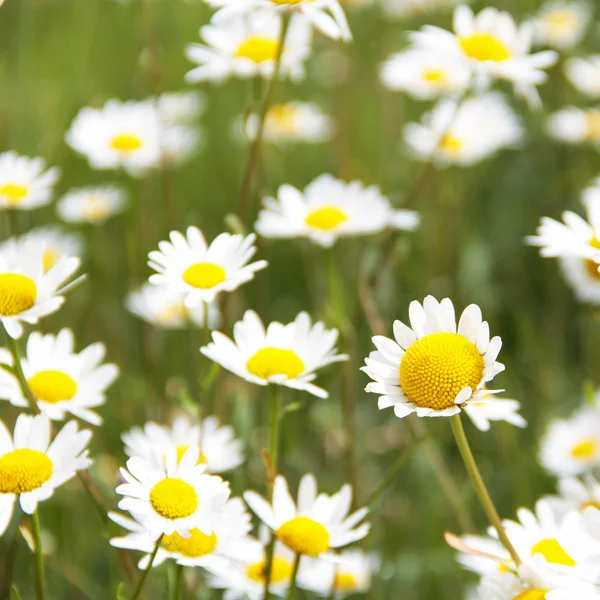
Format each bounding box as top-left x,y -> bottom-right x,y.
0,449 -> 53,494
530,538 -> 575,566
270,0 -> 305,5
544,10 -> 578,33
276,516 -> 330,556
175,445 -> 208,465
440,134 -> 464,154
246,347 -> 304,380
83,196 -> 111,221
235,36 -> 279,63
268,104 -> 299,134
0,273 -> 37,316
246,557 -> 294,584
42,249 -> 59,272
183,262 -> 226,289
423,68 -> 447,83
586,111 -> 600,140
161,529 -> 217,557
400,332 -> 484,410
28,370 -> 77,404
110,133 -> 142,152
157,302 -> 188,324
0,183 -> 28,205
570,439 -> 597,458
582,501 -> 600,511
459,33 -> 511,62
149,478 -> 198,519
335,572 -> 358,591
305,207 -> 348,231
513,591 -> 548,600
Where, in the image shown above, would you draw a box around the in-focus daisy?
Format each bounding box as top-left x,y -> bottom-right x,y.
0,413 -> 91,535
117,446 -> 230,538
565,56 -> 600,98
532,1 -> 591,49
148,227 -> 267,306
409,5 -> 558,104
404,93 -> 523,166
244,474 -> 370,557
0,328 -> 118,425
0,152 -> 60,211
362,296 -> 515,426
201,310 -> 348,399
122,414 -> 244,474
379,49 -> 471,99
548,107 -> 600,146
185,13 -> 312,84
126,283 -> 221,330
65,99 -> 162,176
156,90 -> 206,124
57,185 -> 127,224
0,236 -> 81,338
255,174 -> 419,247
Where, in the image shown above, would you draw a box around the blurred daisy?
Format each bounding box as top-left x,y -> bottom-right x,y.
410,5 -> 557,104
380,0 -> 463,20
532,1 -> 591,49
455,534 -> 512,576
548,107 -> 600,146
404,93 -> 523,166
0,328 -> 118,425
255,174 -> 419,248
379,49 -> 471,99
244,474 -> 370,557
160,125 -> 202,166
565,56 -> 600,98
462,393 -> 526,432
0,413 -> 91,535
148,227 -> 267,306
122,414 -> 244,474
126,283 -> 221,330
0,237 -> 81,339
57,185 -> 127,224
362,296 -> 512,425
0,152 -> 59,211
65,99 -> 162,176
544,475 -> 600,517
156,90 -> 206,124
201,310 -> 348,399
185,13 -> 312,84
117,446 -> 230,538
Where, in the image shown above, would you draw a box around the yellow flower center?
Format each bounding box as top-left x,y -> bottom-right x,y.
28,370 -> 78,405
305,207 -> 348,231
459,33 -> 512,62
439,133 -> 464,155
110,133 -> 143,152
183,262 -> 226,290
530,538 -> 576,566
581,500 -> 600,511
400,332 -> 484,410
0,183 -> 29,206
175,445 -> 208,465
235,36 -> 280,63
156,301 -> 188,325
513,591 -> 548,600
0,449 -> 53,494
584,236 -> 600,278
276,516 -> 330,556
83,196 -> 111,221
422,68 -> 447,84
586,111 -> 600,141
149,478 -> 199,520
334,572 -> 358,592
246,556 -> 294,584
270,0 -> 305,5
161,529 -> 217,557
246,347 -> 305,380
544,9 -> 578,34
0,273 -> 37,316
267,104 -> 300,135
570,439 -> 597,459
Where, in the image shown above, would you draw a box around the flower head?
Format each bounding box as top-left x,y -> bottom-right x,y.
565,55 -> 600,98
532,1 -> 591,49
57,185 -> 127,224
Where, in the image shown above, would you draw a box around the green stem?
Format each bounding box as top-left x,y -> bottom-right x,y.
449,414 -> 520,565
285,554 -> 301,600
129,535 -> 163,600
4,326 -> 37,413
172,564 -> 184,600
32,510 -> 45,600
268,385 -> 281,488
262,536 -> 276,600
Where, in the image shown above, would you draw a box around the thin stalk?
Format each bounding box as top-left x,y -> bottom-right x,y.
236,13 -> 291,222
262,536 -> 276,600
32,510 -> 45,600
172,564 -> 184,600
129,535 -> 164,600
285,554 -> 301,600
268,385 -> 281,488
4,327 -> 37,413
449,414 -> 520,565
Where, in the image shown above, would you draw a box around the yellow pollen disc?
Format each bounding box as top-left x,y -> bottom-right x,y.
513,591 -> 548,600
581,500 -> 600,511
270,0 -> 305,5
334,572 -> 358,592
149,478 -> 199,520
422,68 -> 447,83
246,347 -> 305,380
530,538 -> 576,566
459,33 -> 512,62
175,445 -> 208,465
544,10 -> 578,33
182,262 -> 226,290
28,370 -> 78,405
586,111 -> 600,141
400,332 -> 484,410
0,448 -> 53,494
267,104 -> 299,135
161,529 -> 217,557
0,183 -> 29,206
110,133 -> 143,152
570,438 -> 597,459
235,36 -> 280,63
305,207 -> 348,231
440,133 -> 464,155
246,557 -> 293,584
0,273 -> 37,316
276,516 -> 330,556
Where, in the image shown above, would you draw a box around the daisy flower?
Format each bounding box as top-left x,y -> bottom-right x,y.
0,328 -> 118,425
565,56 -> 600,98
0,413 -> 91,535
548,107 -> 600,146
532,1 -> 591,50
160,124 -> 203,166
122,414 -> 244,474
544,475 -> 600,518
65,99 -> 163,176
404,93 -> 523,167
185,13 -> 312,84
117,446 -> 230,538
126,283 -> 221,330
379,49 -> 471,100
0,151 -> 60,211
409,5 -> 558,104
0,236 -> 81,339
57,185 -> 127,224
148,227 -> 267,306
255,174 -> 419,248
156,90 -> 206,124
201,310 -> 348,399
455,534 -> 513,576
244,473 -> 370,557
